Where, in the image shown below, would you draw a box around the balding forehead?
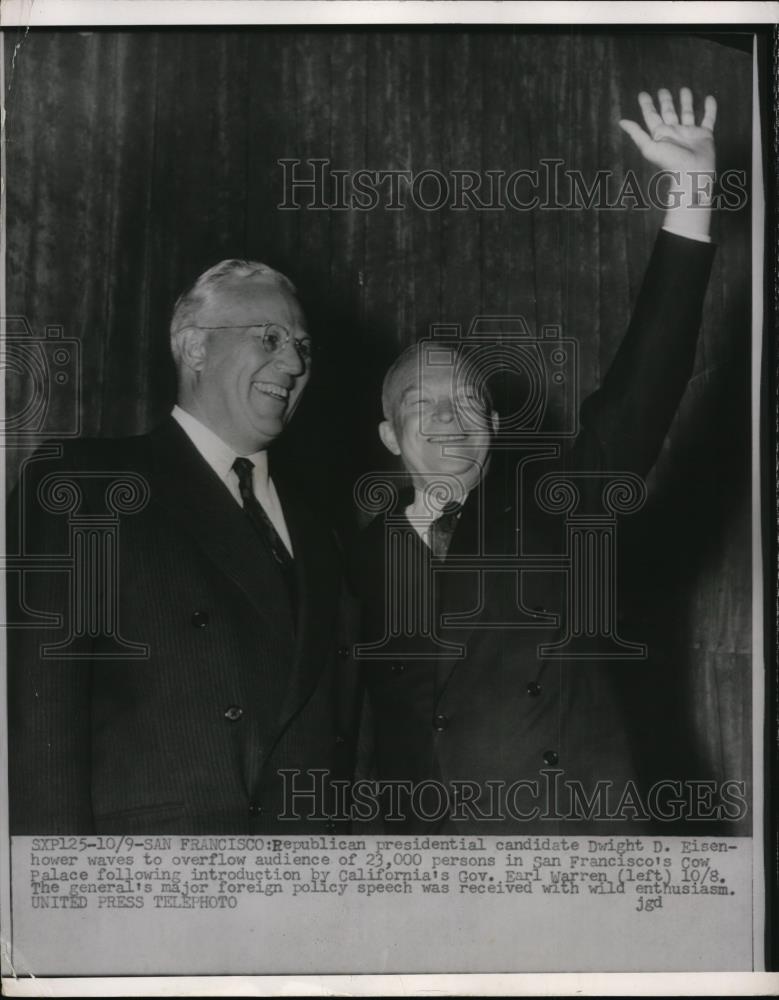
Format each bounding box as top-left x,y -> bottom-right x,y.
382,352 -> 461,417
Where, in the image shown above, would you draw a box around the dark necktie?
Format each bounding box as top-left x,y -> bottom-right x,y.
232,457 -> 297,612
429,501 -> 463,559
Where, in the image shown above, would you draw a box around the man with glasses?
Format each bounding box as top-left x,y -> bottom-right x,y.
9,260 -> 356,834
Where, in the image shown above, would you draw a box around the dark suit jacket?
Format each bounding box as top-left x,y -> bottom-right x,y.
8,417 -> 357,833
353,231 -> 716,834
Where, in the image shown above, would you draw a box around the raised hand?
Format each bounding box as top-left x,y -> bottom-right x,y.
619,87 -> 717,237
619,87 -> 716,175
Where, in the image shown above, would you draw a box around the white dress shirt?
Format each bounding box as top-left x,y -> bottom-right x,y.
171,405 -> 294,556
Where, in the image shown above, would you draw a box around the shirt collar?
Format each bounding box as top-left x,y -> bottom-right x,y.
171,405 -> 269,487
407,482 -> 469,522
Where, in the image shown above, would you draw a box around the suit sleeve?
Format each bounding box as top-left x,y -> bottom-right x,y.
7,446 -> 95,833
571,230 -> 715,476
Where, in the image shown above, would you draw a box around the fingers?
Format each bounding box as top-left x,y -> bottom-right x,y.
638,87 -> 717,133
618,119 -> 654,157
700,94 -> 717,132
637,91 -> 664,137
657,88 -> 679,125
679,86 -> 695,125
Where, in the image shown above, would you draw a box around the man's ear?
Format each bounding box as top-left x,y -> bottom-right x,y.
379,420 -> 401,456
490,410 -> 500,434
177,327 -> 209,373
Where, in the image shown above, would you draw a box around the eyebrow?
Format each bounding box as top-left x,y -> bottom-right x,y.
248,324 -> 313,342
399,382 -> 481,402
399,386 -> 425,404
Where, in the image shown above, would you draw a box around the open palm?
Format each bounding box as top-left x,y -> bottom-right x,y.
619,87 -> 716,175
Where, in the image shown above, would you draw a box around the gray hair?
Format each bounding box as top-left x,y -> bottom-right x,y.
169,259 -> 297,363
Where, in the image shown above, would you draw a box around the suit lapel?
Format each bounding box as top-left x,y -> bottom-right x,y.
266,467 -> 335,745
434,446 -> 566,700
147,418 -> 294,640
434,481 -> 485,695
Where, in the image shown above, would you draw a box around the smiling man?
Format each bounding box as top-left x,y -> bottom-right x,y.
377,349 -> 498,543
9,260 -> 356,834
353,88 -> 721,834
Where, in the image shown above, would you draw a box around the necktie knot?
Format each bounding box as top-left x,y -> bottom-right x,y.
232,456 -> 255,501
437,500 -> 463,531
430,501 -> 463,557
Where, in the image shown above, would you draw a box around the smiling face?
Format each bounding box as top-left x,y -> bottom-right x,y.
379,355 -> 496,493
178,273 -> 311,454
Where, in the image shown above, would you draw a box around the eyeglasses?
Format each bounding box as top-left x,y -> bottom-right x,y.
192,323 -> 315,364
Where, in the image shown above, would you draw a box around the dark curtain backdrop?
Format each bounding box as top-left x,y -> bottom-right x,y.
4,28 -> 753,826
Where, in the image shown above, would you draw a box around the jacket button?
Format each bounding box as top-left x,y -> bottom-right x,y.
224,706 -> 244,722
248,803 -> 263,816
325,819 -> 336,832
391,663 -> 406,674
432,714 -> 449,732
338,646 -> 350,659
543,749 -> 559,766
192,610 -> 209,628
334,734 -> 346,746
527,681 -> 542,697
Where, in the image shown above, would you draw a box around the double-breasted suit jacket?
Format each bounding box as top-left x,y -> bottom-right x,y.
9,417 -> 357,834
354,231 -> 716,833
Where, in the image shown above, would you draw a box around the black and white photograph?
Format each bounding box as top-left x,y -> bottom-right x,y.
0,1 -> 774,992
